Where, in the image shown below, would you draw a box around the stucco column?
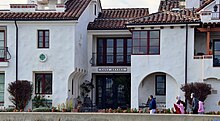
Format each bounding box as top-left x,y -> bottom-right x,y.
131,80 -> 139,109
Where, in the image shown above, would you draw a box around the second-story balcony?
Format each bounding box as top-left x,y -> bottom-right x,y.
211,12 -> 220,20
200,11 -> 220,22
90,53 -> 131,66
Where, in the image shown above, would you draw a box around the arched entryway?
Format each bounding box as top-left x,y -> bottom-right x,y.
204,77 -> 220,112
67,68 -> 87,101
138,72 -> 179,109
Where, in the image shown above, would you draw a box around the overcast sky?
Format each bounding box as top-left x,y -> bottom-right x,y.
0,0 -> 160,13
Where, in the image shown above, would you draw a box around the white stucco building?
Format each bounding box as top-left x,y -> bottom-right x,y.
0,0 -> 220,112
0,0 -> 101,109
87,0 -> 220,112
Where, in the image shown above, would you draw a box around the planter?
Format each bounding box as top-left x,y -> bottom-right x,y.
28,109 -> 32,112
62,109 -> 67,112
51,109 -> 55,112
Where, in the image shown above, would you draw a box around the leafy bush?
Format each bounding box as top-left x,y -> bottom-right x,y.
32,107 -> 51,112
5,107 -> 15,112
0,109 -> 5,112
8,80 -> 33,110
80,80 -> 94,98
32,95 -> 47,108
181,82 -> 211,104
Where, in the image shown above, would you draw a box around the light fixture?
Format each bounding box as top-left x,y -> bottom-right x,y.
214,5 -> 218,12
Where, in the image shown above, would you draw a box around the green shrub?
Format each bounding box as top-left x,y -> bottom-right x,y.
32,107 -> 51,112
0,109 -> 5,112
5,107 -> 15,112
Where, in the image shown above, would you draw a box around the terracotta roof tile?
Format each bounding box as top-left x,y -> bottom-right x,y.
88,8 -> 149,30
196,0 -> 215,12
158,0 -> 180,12
127,9 -> 200,25
0,0 -> 91,20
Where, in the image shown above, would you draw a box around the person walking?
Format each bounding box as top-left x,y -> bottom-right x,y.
198,100 -> 204,114
148,95 -> 156,114
191,93 -> 199,114
176,95 -> 186,113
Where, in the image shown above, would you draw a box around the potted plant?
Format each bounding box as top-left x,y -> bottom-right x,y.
61,103 -> 67,112
80,80 -> 94,102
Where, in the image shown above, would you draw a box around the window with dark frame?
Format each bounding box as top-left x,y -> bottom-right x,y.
213,40 -> 220,67
38,30 -> 49,48
35,73 -> 52,94
0,73 -> 5,106
94,4 -> 97,16
132,30 -> 160,55
97,38 -> 131,66
0,31 -> 6,61
155,75 -> 166,95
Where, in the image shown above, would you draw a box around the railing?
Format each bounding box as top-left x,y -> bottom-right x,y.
211,12 -> 220,20
89,53 -> 96,66
193,55 -> 212,59
0,47 -> 11,62
90,53 -> 131,66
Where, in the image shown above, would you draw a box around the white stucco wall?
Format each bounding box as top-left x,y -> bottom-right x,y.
131,26 -> 189,109
205,78 -> 220,112
186,0 -> 200,9
0,21 -> 77,108
75,0 -> 99,71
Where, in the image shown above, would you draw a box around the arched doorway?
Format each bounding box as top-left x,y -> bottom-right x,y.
138,72 -> 179,109
204,77 -> 220,112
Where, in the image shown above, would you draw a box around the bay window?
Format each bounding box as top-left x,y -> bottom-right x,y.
132,30 -> 160,55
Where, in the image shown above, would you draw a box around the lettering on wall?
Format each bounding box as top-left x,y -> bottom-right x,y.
98,68 -> 127,72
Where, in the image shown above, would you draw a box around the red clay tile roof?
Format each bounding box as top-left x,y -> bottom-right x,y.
0,0 -> 91,20
196,0 -> 215,12
158,0 -> 180,12
87,8 -> 149,30
127,9 -> 200,25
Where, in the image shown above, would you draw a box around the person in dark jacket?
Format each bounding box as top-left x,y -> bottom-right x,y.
148,95 -> 156,114
191,93 -> 199,114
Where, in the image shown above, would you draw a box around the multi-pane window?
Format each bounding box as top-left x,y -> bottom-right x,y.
213,40 -> 220,66
155,75 -> 166,95
35,73 -> 52,94
0,31 -> 5,61
132,30 -> 160,55
97,38 -> 131,66
0,73 -> 5,106
38,30 -> 49,48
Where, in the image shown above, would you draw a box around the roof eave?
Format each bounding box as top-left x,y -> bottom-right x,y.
0,17 -> 78,21
126,21 -> 201,27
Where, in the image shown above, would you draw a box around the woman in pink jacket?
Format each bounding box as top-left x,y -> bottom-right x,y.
198,101 -> 205,114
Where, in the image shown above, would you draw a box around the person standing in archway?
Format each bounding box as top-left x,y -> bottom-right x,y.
148,95 -> 156,114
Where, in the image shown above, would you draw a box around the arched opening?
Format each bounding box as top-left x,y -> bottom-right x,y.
204,77 -> 220,112
138,72 -> 179,109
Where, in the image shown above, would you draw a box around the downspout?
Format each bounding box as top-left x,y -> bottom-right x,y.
185,24 -> 188,108
15,20 -> 18,81
14,20 -> 18,109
